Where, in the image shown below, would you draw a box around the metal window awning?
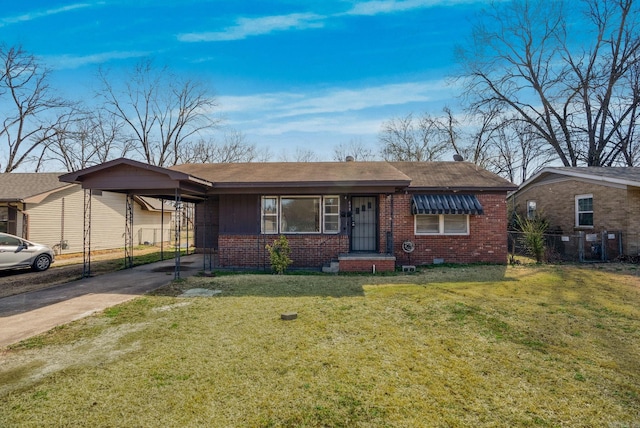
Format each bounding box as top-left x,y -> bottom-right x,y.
411,194 -> 484,215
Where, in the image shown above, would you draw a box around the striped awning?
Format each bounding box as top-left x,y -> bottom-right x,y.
411,194 -> 484,215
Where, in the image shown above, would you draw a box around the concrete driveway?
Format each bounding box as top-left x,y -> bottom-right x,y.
0,255 -> 203,348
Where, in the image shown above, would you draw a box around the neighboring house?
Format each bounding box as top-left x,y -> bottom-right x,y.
511,167 -> 640,258
0,173 -> 172,254
59,158 -> 516,271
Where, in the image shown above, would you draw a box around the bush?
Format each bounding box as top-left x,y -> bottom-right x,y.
516,214 -> 549,263
266,235 -> 293,274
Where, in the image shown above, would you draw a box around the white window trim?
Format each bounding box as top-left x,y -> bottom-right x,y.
575,194 -> 594,228
261,196 -> 279,234
323,195 -> 340,234
262,195 -> 340,234
414,214 -> 470,236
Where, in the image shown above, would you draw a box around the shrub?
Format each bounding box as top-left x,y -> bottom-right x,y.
516,214 -> 549,263
266,235 -> 293,274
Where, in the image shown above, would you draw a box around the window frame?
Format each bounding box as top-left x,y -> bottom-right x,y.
261,196 -> 279,234
414,214 -> 470,236
526,200 -> 537,219
261,195 -> 340,234
323,196 -> 340,234
280,196 -> 321,234
575,194 -> 594,228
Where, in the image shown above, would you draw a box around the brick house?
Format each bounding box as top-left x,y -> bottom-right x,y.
60,158 -> 516,272
171,160 -> 516,271
510,167 -> 640,257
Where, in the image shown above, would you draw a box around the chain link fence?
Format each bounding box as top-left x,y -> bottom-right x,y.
508,230 -> 638,263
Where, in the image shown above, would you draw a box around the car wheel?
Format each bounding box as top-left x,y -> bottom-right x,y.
32,254 -> 51,272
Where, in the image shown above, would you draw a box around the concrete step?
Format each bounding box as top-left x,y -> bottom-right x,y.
322,260 -> 339,273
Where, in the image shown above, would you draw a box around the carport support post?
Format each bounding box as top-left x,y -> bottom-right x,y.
82,189 -> 92,278
174,190 -> 182,279
125,194 -> 134,269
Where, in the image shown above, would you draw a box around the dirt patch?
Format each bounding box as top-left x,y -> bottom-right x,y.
0,247 -> 163,299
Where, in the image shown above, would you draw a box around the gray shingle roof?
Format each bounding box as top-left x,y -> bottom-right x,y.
521,167 -> 640,189
0,173 -> 69,201
389,161 -> 517,190
172,161 -> 516,191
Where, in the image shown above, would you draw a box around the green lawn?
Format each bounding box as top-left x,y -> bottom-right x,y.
1,265 -> 639,427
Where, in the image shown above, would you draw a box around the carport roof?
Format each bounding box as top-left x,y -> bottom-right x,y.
59,158 -> 213,202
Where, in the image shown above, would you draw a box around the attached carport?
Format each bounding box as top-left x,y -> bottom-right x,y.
59,158 -> 213,279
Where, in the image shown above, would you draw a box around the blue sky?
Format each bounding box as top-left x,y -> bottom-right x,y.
0,1 -> 486,160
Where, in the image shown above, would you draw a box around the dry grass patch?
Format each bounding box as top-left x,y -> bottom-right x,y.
1,265 -> 639,427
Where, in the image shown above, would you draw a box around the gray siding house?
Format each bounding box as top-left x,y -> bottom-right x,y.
0,173 -> 172,254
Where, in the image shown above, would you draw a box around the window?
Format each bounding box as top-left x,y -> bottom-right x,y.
527,200 -> 537,219
576,194 -> 593,227
415,214 -> 469,235
323,196 -> 340,233
281,197 -> 320,233
261,197 -> 278,234
261,196 -> 340,234
0,234 -> 20,246
0,207 -> 7,233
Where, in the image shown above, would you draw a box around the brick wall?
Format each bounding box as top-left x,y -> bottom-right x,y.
219,234 -> 349,269
511,178 -> 640,256
384,193 -> 509,265
217,192 -> 510,269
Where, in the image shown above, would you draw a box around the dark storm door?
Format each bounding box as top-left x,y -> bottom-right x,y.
350,196 -> 377,252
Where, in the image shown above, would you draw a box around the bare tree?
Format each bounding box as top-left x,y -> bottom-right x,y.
0,45 -> 73,172
457,0 -> 640,167
332,138 -> 377,161
96,60 -> 220,167
278,147 -> 319,162
179,130 -> 259,163
379,113 -> 450,161
42,108 -> 132,172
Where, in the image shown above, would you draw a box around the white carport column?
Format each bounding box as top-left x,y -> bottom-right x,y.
125,194 -> 134,269
174,189 -> 182,279
82,189 -> 92,278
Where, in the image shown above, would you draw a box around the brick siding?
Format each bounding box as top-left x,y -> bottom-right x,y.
384,193 -> 509,265
513,178 -> 640,255
216,192 -> 509,269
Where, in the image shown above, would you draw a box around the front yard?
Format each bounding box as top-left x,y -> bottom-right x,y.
1,264 -> 639,427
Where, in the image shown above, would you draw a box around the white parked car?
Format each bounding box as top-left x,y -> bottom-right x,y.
0,232 -> 55,272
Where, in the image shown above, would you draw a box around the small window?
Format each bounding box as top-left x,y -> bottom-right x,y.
323,196 -> 340,233
0,207 -> 7,233
416,215 -> 440,234
415,214 -> 469,235
527,200 -> 537,219
575,194 -> 593,227
261,197 -> 278,234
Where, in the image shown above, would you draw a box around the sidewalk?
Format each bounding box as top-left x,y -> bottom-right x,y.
0,255 -> 203,348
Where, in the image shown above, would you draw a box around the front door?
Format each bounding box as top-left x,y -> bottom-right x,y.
350,196 -> 377,252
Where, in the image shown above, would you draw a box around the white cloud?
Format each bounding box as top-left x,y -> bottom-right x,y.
346,0 -> 481,16
216,79 -> 460,145
176,1 -> 483,43
217,80 -> 454,118
178,13 -> 325,42
43,50 -> 149,69
0,3 -> 93,28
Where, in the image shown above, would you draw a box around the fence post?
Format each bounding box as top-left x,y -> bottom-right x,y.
578,231 -> 585,262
